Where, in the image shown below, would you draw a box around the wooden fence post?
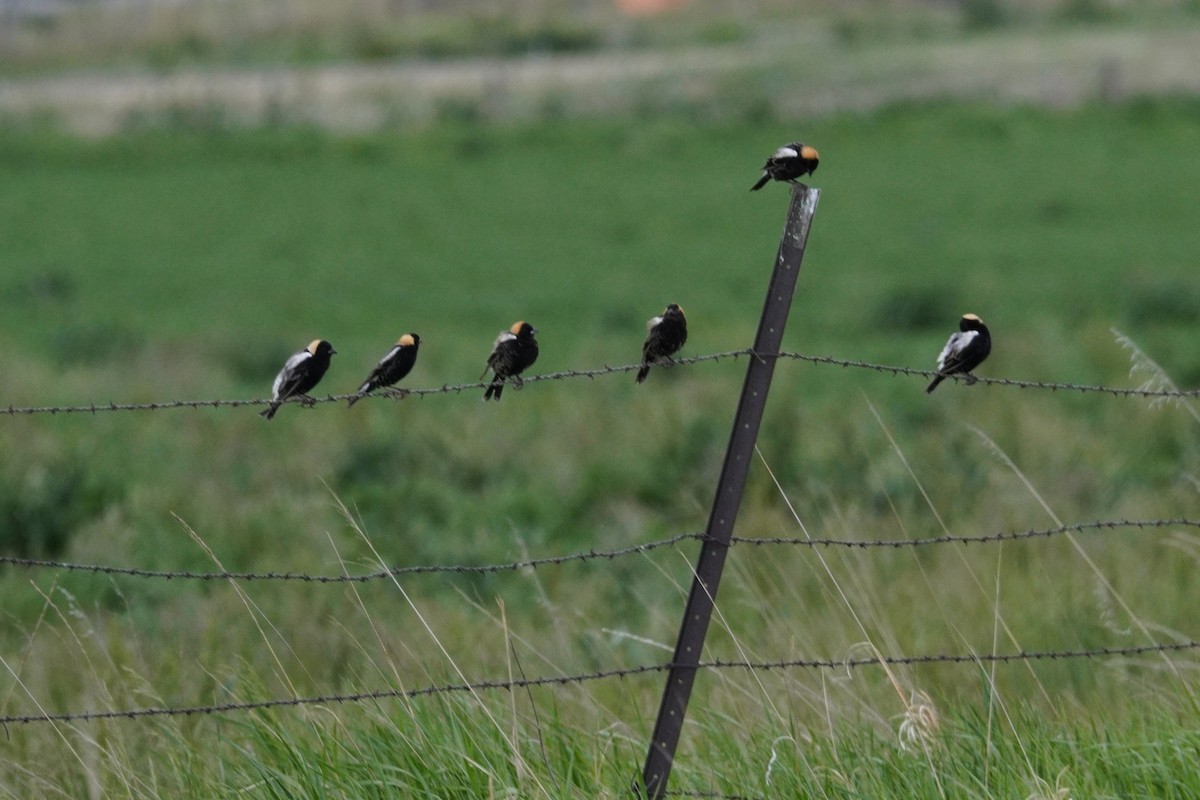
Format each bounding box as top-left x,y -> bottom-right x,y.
637,184 -> 820,798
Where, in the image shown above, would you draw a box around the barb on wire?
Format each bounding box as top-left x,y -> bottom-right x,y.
5,348 -> 1198,417
730,518 -> 1200,549
3,640 -> 1195,726
0,532 -> 702,582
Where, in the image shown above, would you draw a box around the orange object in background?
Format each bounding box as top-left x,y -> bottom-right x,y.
616,0 -> 687,16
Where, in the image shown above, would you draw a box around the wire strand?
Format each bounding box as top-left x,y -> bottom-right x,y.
730,518 -> 1200,549
0,532 -> 703,582
4,520 -> 1193,582
4,349 -> 1197,417
2,641 -> 1194,725
0,351 -> 750,416
771,351 -> 1200,397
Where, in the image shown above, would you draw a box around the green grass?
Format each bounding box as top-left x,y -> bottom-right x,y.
1,99 -> 1199,796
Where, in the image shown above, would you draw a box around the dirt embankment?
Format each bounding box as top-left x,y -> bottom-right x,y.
2,25 -> 1198,135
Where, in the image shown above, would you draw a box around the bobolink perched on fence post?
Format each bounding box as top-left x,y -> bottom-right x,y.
482,321 -> 539,401
260,339 -> 336,419
926,314 -> 991,393
750,142 -> 820,191
347,333 -> 421,407
637,303 -> 688,383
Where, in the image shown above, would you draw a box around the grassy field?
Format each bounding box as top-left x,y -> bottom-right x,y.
1,99 -> 1200,796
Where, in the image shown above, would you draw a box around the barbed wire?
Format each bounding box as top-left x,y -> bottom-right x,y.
0,532 -> 703,582
0,351 -> 751,416
771,351 -> 1200,397
3,349 -> 1197,417
4,519 -> 1193,583
708,640 -> 1200,669
730,518 -> 1200,549
3,641 -> 1195,726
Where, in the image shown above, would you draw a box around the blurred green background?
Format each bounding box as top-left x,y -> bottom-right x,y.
2,1 -> 1200,797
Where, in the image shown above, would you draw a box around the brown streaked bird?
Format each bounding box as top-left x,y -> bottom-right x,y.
926,314 -> 991,393
636,303 -> 688,384
261,339 -> 336,420
750,142 -> 820,191
482,321 -> 539,401
347,333 -> 421,407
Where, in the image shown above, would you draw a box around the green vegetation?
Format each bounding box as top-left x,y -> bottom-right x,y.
1,99 -> 1199,796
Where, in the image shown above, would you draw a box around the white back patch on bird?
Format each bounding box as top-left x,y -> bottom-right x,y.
937,330 -> 978,370
274,350 -> 311,396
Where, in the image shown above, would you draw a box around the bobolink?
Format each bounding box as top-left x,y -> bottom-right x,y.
750,142 -> 820,191
636,303 -> 688,383
482,321 -> 539,401
347,333 -> 421,407
926,314 -> 991,393
261,339 -> 336,419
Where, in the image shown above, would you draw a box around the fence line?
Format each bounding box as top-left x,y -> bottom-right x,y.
0,531 -> 701,581
3,349 -> 1197,417
0,532 -> 700,582
3,641 -> 1195,726
771,351 -> 1200,398
0,351 -> 750,416
3,519 -> 1194,582
731,518 -> 1200,549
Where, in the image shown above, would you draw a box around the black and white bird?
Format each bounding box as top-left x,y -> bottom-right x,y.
261,339 -> 336,419
482,321 -> 539,401
750,142 -> 820,191
347,333 -> 421,407
926,314 -> 991,393
636,303 -> 688,383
